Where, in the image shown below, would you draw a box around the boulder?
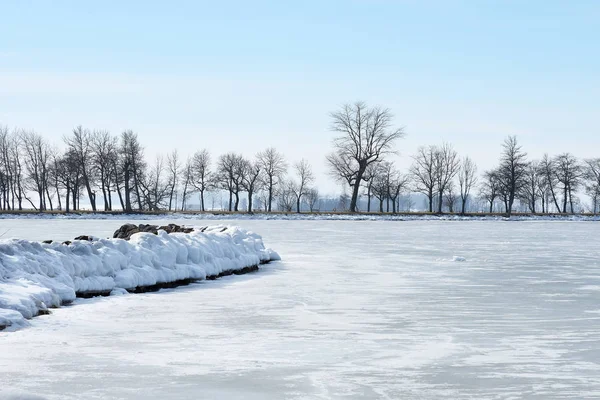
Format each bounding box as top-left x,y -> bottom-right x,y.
113,223 -> 194,240
73,235 -> 94,241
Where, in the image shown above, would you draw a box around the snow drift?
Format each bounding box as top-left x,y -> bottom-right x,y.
0,225 -> 280,331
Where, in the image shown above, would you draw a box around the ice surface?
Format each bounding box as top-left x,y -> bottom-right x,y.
0,225 -> 279,330
1,219 -> 600,399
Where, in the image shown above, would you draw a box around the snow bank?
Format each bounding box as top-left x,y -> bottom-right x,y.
0,226 -> 280,331
1,212 -> 599,222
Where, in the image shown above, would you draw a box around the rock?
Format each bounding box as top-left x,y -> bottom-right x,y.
74,235 -> 94,241
113,223 -> 194,240
62,240 -> 72,245
42,240 -> 53,244
113,223 -> 141,240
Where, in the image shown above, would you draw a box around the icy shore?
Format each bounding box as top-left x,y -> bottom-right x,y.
1,211 -> 599,222
0,225 -> 280,331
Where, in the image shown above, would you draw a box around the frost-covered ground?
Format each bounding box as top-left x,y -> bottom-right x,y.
1,211 -> 600,222
1,219 -> 600,399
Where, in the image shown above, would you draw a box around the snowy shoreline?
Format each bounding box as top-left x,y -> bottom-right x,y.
0,211 -> 599,222
0,225 -> 280,331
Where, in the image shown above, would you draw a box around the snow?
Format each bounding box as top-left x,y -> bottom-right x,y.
1,211 -> 600,222
0,225 -> 279,330
1,219 -> 600,399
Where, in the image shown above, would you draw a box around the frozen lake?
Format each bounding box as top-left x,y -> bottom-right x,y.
1,219 -> 600,399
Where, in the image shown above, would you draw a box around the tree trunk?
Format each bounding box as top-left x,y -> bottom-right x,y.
65,181 -> 70,213
83,172 -> 96,211
267,177 -> 273,212
349,167 -> 366,212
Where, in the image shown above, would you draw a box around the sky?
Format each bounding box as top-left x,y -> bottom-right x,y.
1,0 -> 599,195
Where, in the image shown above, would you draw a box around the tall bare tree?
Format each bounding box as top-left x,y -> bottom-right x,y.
479,169 -> 501,213
241,158 -> 262,212
539,154 -> 561,213
190,149 -> 212,212
180,157 -> 194,211
20,130 -> 53,211
410,146 -> 437,212
553,153 -> 582,214
443,181 -> 458,213
458,156 -> 477,214
521,161 -> 543,213
65,126 -> 97,211
91,130 -> 118,211
433,143 -> 460,213
289,159 -> 314,213
257,148 -> 287,212
166,150 -> 181,211
217,153 -> 245,211
584,158 -> 600,214
305,188 -> 320,212
139,155 -> 169,211
120,130 -> 145,212
327,102 -> 405,212
497,136 -> 528,216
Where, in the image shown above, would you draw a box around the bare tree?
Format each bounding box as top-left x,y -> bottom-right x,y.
584,158 -> 600,214
217,153 -> 245,212
257,148 -> 287,212
497,136 -> 528,216
289,159 -> 314,213
433,143 -> 460,213
120,130 -> 146,212
166,150 -> 181,211
479,169 -> 501,213
553,153 -> 582,214
65,126 -> 97,211
458,156 -> 477,214
277,181 -> 296,212
326,102 -> 405,212
443,181 -> 458,213
189,149 -> 212,212
138,155 -> 170,211
521,161 -> 545,213
361,162 -> 379,212
180,157 -> 194,211
20,130 -> 52,210
0,126 -> 24,210
539,154 -> 561,213
241,158 -> 262,212
305,188 -> 320,212
91,130 -> 118,211
388,169 -> 409,214
410,146 -> 437,212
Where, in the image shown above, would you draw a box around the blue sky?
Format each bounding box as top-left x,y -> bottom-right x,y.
1,0 -> 598,194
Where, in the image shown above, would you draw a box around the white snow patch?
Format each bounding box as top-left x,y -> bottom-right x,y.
0,225 -> 279,330
579,285 -> 600,291
0,390 -> 48,400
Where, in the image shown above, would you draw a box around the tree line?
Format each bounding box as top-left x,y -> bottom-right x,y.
1,102 -> 599,214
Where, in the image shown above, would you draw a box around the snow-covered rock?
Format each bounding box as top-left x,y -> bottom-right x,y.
0,225 -> 280,331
